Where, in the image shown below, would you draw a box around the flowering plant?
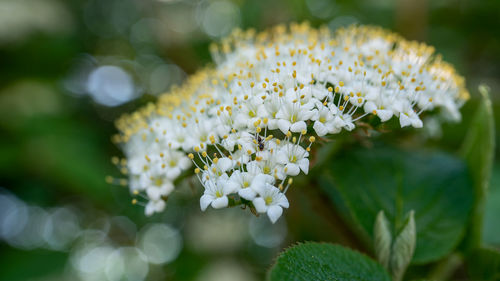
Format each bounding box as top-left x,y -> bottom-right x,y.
111,23 -> 494,281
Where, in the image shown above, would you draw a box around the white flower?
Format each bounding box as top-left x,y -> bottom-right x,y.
399,105 -> 423,128
115,23 -> 469,221
252,184 -> 289,223
364,101 -> 394,122
145,199 -> 166,216
276,100 -> 315,134
234,96 -> 266,129
200,177 -> 237,211
229,171 -> 275,200
312,105 -> 338,136
276,143 -> 310,176
146,178 -> 174,201
163,150 -> 191,179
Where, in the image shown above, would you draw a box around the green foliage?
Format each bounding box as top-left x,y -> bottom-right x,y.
467,248 -> 500,281
319,145 -> 474,263
269,242 -> 391,281
460,85 -> 496,249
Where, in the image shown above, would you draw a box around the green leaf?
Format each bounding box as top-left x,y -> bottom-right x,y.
374,210 -> 392,268
460,85 -> 495,249
467,248 -> 500,281
269,242 -> 391,281
390,210 -> 416,281
319,145 -> 474,264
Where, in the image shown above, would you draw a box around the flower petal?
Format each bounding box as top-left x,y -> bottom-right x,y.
212,196 -> 229,209
200,194 -> 213,211
239,188 -> 257,200
252,197 -> 267,213
285,163 -> 300,176
267,205 -> 283,223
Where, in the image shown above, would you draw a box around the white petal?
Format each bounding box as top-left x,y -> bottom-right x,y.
178,157 -> 191,169
290,121 -> 307,132
285,163 -> 300,176
411,116 -> 423,128
200,194 -> 213,211
253,197 -> 267,213
277,119 -> 291,134
251,174 -> 275,187
166,167 -> 181,179
145,202 -> 155,216
267,205 -> 283,223
363,101 -> 377,113
313,121 -> 328,136
211,196 -> 229,209
146,187 -> 161,201
275,150 -> 289,164
377,109 -> 393,122
277,193 -> 289,208
399,113 -> 412,128
239,188 -> 257,200
298,158 -> 310,174
223,180 -> 240,194
218,157 -> 233,172
154,200 -> 166,212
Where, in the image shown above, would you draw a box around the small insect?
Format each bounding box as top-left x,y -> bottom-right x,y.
256,135 -> 265,151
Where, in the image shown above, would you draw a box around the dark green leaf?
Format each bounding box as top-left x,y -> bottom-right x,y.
269,242 -> 391,281
467,248 -> 500,281
319,145 -> 474,263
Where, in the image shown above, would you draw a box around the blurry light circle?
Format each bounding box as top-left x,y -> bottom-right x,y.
77,245 -> 114,274
63,54 -> 97,96
328,16 -> 359,31
138,224 -> 182,264
106,247 -> 149,281
0,194 -> 28,242
149,64 -> 171,94
87,65 -> 136,107
249,216 -> 286,248
200,0 -> 240,38
10,206 -> 49,249
42,207 -> 80,250
130,18 -> 157,45
149,64 -> 184,95
306,0 -> 337,19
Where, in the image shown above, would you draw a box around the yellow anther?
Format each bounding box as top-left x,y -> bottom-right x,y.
194,168 -> 200,174
309,136 -> 316,142
339,81 -> 344,87
188,153 -> 194,159
201,151 -> 208,158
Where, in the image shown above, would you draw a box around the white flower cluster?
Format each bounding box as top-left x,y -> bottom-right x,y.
113,24 -> 468,223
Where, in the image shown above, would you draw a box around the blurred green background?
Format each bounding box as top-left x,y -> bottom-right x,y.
0,0 -> 498,280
